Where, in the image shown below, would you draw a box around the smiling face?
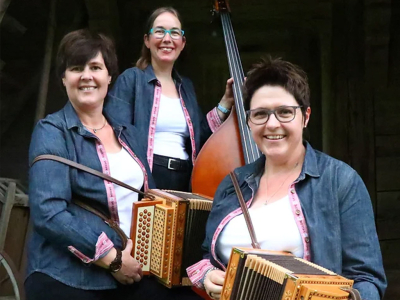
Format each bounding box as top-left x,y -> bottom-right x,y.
144,12 -> 186,67
62,52 -> 111,111
248,85 -> 311,162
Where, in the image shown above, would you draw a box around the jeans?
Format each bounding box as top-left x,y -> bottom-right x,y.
25,272 -> 202,300
152,160 -> 192,192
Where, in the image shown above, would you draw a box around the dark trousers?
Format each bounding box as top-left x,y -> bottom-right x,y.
152,156 -> 192,192
25,272 -> 202,300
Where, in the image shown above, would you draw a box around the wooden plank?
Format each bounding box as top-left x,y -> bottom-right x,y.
376,135 -> 400,158
376,157 -> 400,192
0,183 -> 15,251
385,270 -> 400,300
377,192 -> 400,240
380,240 -> 400,299
374,88 -> 400,135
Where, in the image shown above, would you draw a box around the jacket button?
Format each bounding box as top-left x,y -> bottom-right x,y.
295,209 -> 301,215
290,189 -> 295,194
305,237 -> 310,243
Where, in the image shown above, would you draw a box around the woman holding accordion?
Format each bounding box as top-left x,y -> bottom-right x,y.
187,57 -> 387,300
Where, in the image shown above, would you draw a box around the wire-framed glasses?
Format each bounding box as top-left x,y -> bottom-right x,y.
246,105 -> 303,125
149,27 -> 185,40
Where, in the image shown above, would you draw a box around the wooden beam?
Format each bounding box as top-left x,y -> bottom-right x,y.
34,0 -> 57,124
0,0 -> 12,24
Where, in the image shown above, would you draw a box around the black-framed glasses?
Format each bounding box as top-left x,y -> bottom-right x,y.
149,27 -> 185,40
246,106 -> 303,125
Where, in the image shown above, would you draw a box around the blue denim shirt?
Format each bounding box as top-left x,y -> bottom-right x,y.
104,65 -> 213,165
27,101 -> 155,290
202,142 -> 386,300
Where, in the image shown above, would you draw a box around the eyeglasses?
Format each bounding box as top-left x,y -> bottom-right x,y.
149,27 -> 185,40
246,106 -> 303,125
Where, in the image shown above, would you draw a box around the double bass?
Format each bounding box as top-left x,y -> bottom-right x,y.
191,0 -> 261,198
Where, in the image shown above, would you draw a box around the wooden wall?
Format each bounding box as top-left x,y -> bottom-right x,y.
375,0 -> 400,296
1,0 -> 399,298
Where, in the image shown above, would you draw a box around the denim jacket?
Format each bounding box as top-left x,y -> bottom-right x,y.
105,65 -> 222,169
187,142 -> 386,300
27,101 -> 155,290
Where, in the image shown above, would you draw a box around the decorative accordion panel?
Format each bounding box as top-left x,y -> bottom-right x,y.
130,189 -> 213,288
130,200 -> 163,274
221,247 -> 354,300
150,204 -> 174,278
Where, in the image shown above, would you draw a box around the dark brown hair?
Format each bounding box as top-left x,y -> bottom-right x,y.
56,29 -> 118,82
136,7 -> 183,70
243,56 -> 310,117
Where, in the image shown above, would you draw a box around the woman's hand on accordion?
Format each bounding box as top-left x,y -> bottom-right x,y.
111,239 -> 143,285
204,269 -> 226,300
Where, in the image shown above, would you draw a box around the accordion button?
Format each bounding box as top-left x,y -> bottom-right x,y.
305,237 -> 310,243
291,189 -> 295,194
295,209 -> 301,215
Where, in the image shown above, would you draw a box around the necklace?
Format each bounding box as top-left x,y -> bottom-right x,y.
264,162 -> 299,205
82,117 -> 107,133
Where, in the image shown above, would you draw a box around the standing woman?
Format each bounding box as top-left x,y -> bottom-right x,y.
106,7 -> 234,192
187,57 -> 386,300
26,29 -> 174,300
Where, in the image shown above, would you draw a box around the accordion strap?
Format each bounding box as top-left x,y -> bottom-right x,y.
230,172 -> 260,249
340,287 -> 362,300
31,154 -> 152,250
32,154 -> 146,196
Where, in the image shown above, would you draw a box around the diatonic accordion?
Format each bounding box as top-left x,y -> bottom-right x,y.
221,247 -> 354,300
130,189 -> 213,288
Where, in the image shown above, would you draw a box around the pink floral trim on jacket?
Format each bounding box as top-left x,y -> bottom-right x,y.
146,85 -> 223,168
68,232 -> 114,263
206,108 -> 223,133
96,141 -> 119,223
146,84 -> 162,170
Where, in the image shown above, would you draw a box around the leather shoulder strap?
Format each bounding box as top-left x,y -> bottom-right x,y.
229,172 -> 260,249
32,154 -> 146,197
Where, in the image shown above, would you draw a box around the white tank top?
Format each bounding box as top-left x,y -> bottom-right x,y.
216,195 -> 304,264
107,148 -> 144,236
153,94 -> 189,160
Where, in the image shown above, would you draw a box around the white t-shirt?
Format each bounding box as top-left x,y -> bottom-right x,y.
107,148 -> 144,236
153,94 -> 189,160
216,195 -> 304,264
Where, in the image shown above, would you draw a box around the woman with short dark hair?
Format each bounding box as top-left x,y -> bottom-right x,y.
26,29 -> 170,300
188,57 -> 387,300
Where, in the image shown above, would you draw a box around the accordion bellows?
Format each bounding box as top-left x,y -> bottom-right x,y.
130,189 -> 213,288
221,247 -> 354,300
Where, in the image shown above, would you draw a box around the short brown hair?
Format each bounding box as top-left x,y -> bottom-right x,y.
136,7 -> 183,70
243,56 -> 310,117
56,29 -> 118,81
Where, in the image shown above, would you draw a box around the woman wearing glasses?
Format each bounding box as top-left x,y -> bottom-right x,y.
187,57 -> 386,300
106,7 -> 234,192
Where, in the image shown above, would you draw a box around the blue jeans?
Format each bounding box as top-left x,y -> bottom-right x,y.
26,272 -> 202,300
